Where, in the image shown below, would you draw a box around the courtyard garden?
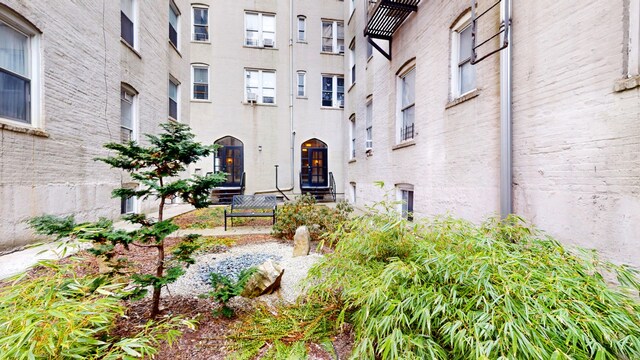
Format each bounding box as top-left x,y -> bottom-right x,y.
1,123 -> 639,359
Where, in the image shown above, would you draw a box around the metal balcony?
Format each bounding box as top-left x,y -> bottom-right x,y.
363,0 -> 420,60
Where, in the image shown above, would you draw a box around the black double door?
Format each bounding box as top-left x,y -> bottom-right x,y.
301,147 -> 328,187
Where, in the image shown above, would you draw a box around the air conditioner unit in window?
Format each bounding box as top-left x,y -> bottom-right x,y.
247,92 -> 258,103
338,45 -> 345,53
338,99 -> 345,108
263,38 -> 274,47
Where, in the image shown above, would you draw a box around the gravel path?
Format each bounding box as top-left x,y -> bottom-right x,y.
166,241 -> 323,304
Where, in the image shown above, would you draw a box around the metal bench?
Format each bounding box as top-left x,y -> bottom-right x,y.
224,195 -> 277,230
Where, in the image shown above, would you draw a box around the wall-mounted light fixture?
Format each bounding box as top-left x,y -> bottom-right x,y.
258,145 -> 263,152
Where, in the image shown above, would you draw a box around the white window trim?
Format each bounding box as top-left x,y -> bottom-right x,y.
349,40 -> 356,86
321,20 -> 344,54
191,5 -> 209,42
244,12 -> 276,48
169,0 -> 181,51
169,76 -> 180,121
451,12 -> 476,99
297,15 -> 306,42
120,86 -> 138,143
349,0 -> 356,17
244,69 -> 277,104
191,63 -> 210,101
349,115 -> 356,160
629,0 -> 640,77
121,0 -> 139,50
0,10 -> 42,129
396,184 -> 414,221
365,99 -> 373,150
297,71 -> 306,97
321,74 -> 344,108
350,182 -> 356,204
396,66 -> 416,143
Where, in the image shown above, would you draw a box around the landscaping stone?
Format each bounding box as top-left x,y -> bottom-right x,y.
293,226 -> 310,257
240,259 -> 285,298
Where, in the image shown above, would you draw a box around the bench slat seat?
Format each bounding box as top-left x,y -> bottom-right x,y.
224,195 -> 277,230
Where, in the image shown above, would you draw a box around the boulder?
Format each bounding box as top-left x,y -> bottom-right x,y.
293,226 -> 311,257
240,260 -> 284,298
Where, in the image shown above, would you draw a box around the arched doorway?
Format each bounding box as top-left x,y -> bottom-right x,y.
301,139 -> 328,187
214,136 -> 244,186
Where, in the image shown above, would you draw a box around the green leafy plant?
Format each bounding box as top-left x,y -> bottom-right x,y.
29,122 -> 226,318
0,261 -> 195,359
272,194 -> 352,242
308,200 -> 640,360
226,300 -> 341,360
207,268 -> 257,318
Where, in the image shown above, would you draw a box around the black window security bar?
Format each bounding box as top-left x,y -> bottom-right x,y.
363,0 -> 420,60
400,123 -> 414,141
470,0 -> 510,65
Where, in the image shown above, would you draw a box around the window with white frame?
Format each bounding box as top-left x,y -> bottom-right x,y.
366,39 -> 373,59
397,67 -> 415,142
365,99 -> 373,149
245,12 -> 275,47
321,20 -> 344,53
120,87 -> 136,143
120,183 -> 137,214
121,0 -> 136,48
452,13 -> 476,97
245,69 -> 276,104
297,16 -> 306,42
397,184 -> 414,221
192,64 -> 209,100
349,40 -> 356,85
297,71 -> 306,97
349,0 -> 356,16
169,1 -> 180,49
0,11 -> 40,126
350,182 -> 356,204
169,78 -> 179,120
192,6 -> 209,41
321,75 -> 344,108
349,115 -> 356,159
627,0 -> 640,77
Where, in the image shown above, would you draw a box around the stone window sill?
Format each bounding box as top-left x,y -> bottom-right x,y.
121,39 -> 141,59
392,140 -> 415,150
348,159 -> 356,164
614,75 -> 640,92
445,89 -> 480,109
0,120 -> 49,137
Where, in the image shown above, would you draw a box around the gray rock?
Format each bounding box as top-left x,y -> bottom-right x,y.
293,226 -> 311,257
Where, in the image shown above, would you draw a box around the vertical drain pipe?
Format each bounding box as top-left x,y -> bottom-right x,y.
289,0 -> 296,192
500,0 -> 513,218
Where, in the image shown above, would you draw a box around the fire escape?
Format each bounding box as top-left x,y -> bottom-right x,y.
363,0 -> 421,60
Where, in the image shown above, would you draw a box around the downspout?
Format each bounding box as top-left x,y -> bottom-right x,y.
289,0 -> 296,192
500,0 -> 513,218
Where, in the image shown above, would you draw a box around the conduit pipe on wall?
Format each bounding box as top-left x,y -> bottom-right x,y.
500,0 -> 513,218
288,0 -> 296,191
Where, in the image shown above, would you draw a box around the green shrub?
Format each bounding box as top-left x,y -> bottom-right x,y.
0,261 -> 195,359
308,202 -> 640,360
272,194 -> 352,242
206,268 -> 256,318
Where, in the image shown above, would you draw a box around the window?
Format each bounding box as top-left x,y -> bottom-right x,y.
321,20 -> 344,53
349,40 -> 356,85
350,182 -> 356,204
192,64 -> 209,100
321,75 -> 344,108
121,0 -> 136,47
350,0 -> 356,16
297,16 -> 306,42
169,78 -> 179,120
452,13 -> 476,97
349,115 -> 356,159
192,6 -> 209,41
169,1 -> 180,49
365,100 -> 373,149
398,67 -> 415,142
245,69 -> 276,104
366,39 -> 373,59
297,71 -> 306,97
120,87 -> 136,143
121,196 -> 135,214
0,11 -> 40,126
398,187 -> 414,221
245,12 -> 275,47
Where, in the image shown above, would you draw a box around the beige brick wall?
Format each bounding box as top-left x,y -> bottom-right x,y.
346,0 -> 640,267
0,0 -> 191,251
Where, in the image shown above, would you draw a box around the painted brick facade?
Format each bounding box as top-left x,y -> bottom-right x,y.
0,0 -> 191,251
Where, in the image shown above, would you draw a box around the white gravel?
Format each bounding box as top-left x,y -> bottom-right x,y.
165,241 -> 323,304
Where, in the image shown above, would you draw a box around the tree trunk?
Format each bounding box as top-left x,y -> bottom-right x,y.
150,195 -> 167,318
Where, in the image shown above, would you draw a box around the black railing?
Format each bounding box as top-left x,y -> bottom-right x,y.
121,12 -> 134,47
329,172 -> 336,201
400,123 -> 414,141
